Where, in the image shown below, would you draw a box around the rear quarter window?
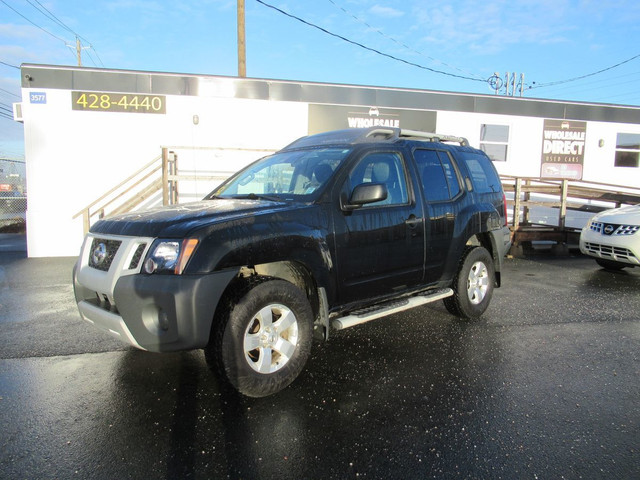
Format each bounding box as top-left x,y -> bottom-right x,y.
462,152 -> 502,193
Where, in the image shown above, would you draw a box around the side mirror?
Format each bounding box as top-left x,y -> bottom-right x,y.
343,183 -> 388,210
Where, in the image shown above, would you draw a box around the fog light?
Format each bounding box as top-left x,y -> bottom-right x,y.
144,258 -> 157,274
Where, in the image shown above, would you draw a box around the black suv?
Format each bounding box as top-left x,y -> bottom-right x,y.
73,127 -> 511,397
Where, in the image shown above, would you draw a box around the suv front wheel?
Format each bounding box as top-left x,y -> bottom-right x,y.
206,278 -> 314,397
444,246 -> 495,319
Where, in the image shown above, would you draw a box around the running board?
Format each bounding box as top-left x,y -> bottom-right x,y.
332,288 -> 453,330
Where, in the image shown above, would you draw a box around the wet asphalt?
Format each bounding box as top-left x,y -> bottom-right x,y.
0,234 -> 638,479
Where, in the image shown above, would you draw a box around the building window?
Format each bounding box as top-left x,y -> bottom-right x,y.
614,133 -> 640,168
480,124 -> 509,162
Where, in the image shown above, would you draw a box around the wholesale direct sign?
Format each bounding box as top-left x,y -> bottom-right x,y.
540,119 -> 586,180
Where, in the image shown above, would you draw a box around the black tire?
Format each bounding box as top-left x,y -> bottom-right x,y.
444,246 -> 495,319
206,278 -> 313,398
595,258 -> 627,271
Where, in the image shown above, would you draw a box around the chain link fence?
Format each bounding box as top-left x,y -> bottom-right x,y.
1,159 -> 26,233
0,191 -> 26,233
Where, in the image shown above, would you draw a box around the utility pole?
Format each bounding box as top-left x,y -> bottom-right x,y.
237,0 -> 246,77
76,37 -> 82,66
68,36 -> 89,66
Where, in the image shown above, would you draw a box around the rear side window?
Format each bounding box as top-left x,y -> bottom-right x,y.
463,153 -> 502,193
414,149 -> 461,201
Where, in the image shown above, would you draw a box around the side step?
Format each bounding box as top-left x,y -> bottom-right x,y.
332,288 -> 453,330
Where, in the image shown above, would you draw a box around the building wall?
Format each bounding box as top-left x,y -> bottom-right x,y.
17,65 -> 640,257
22,88 -> 307,257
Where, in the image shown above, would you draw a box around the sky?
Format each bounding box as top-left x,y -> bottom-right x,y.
1,0 -> 640,159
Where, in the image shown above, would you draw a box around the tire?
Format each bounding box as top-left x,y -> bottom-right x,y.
444,246 -> 495,319
206,278 -> 313,398
595,258 -> 627,271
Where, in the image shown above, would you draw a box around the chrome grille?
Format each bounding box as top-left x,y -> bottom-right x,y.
88,238 -> 121,271
616,225 -> 639,235
128,243 -> 147,270
584,242 -> 639,264
590,221 -> 639,236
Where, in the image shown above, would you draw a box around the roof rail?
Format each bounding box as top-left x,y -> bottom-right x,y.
399,129 -> 469,146
364,127 -> 469,146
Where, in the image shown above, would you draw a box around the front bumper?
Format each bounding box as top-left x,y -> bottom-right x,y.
73,234 -> 238,352
579,228 -> 640,266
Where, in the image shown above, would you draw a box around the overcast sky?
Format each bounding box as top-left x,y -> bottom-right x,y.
1,0 -> 640,158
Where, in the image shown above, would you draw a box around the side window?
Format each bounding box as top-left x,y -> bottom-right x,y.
348,152 -> 409,206
615,133 -> 640,168
414,149 -> 461,201
438,152 -> 461,198
463,153 -> 502,193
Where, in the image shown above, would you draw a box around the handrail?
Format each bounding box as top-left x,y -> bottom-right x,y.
73,154 -> 162,220
73,153 -> 168,234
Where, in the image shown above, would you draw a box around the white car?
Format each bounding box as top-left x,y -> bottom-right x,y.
580,204 -> 640,270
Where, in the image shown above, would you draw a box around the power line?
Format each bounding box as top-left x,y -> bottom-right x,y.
325,0 -> 485,81
0,0 -> 67,43
0,60 -> 20,69
26,0 -> 103,66
255,0 -> 487,84
26,0 -> 87,42
0,87 -> 21,98
529,53 -> 640,89
1,0 -> 103,67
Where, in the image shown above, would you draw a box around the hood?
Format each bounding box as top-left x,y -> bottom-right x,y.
89,198 -> 295,237
593,204 -> 640,225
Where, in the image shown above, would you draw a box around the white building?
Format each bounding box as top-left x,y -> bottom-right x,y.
14,64 -> 640,257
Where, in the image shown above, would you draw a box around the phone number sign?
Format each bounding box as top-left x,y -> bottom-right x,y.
72,91 -> 166,114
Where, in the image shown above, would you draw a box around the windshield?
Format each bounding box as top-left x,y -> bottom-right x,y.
208,147 -> 351,201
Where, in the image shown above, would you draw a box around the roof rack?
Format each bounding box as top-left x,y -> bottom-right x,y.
364,128 -> 469,146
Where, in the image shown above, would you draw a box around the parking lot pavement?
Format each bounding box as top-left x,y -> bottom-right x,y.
0,250 -> 638,479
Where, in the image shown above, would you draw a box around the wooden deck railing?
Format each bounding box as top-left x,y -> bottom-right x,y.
500,175 -> 640,248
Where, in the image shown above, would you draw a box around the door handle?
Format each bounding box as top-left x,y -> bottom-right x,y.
405,215 -> 422,228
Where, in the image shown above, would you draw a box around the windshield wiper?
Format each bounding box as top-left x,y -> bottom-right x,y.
233,193 -> 283,202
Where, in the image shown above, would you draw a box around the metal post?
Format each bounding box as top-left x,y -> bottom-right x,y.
170,152 -> 178,205
523,179 -> 531,224
559,179 -> 568,229
162,147 -> 169,206
513,178 -> 522,229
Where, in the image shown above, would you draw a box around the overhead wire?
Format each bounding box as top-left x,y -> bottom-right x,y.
0,87 -> 21,98
0,61 -> 20,69
529,53 -> 640,89
26,0 -> 87,42
26,0 -> 104,67
254,0 -> 487,84
325,0 -> 485,81
1,0 -> 103,67
0,0 -> 67,43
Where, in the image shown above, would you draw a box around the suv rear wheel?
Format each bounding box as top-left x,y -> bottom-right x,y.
444,246 -> 495,319
206,278 -> 313,397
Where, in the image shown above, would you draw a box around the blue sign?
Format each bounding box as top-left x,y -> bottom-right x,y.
30,92 -> 47,104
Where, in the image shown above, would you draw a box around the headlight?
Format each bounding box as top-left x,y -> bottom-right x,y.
143,239 -> 199,275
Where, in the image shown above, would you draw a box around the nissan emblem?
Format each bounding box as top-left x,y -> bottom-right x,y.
92,242 -> 107,265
